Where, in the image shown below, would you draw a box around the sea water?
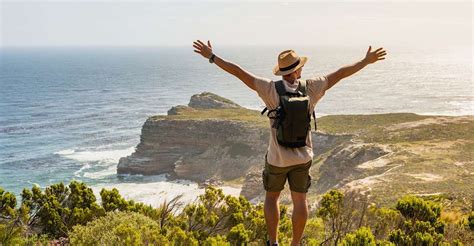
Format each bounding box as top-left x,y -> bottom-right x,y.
0,45 -> 472,205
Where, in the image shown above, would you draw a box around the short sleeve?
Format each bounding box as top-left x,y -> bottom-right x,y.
306,76 -> 329,106
254,76 -> 274,108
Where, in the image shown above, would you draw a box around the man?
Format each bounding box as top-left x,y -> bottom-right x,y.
192,40 -> 386,245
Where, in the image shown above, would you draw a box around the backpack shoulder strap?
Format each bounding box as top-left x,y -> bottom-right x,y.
274,80 -> 286,96
313,110 -> 317,131
297,80 -> 307,96
298,80 -> 316,130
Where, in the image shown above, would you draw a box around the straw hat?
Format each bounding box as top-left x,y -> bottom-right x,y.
272,50 -> 308,76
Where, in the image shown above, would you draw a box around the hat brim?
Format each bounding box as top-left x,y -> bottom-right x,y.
272,56 -> 308,76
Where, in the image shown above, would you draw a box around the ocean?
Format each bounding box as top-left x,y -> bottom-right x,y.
0,45 -> 472,205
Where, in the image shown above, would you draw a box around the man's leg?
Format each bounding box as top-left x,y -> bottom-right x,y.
290,191 -> 308,246
264,191 -> 281,244
287,160 -> 312,246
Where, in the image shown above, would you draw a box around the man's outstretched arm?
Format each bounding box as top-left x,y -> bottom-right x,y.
326,46 -> 387,90
193,40 -> 257,91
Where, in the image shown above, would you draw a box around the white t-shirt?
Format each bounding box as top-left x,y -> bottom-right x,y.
254,76 -> 329,167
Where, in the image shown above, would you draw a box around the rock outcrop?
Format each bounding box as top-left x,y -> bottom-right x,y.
188,92 -> 242,109
314,143 -> 390,194
118,92 -> 268,183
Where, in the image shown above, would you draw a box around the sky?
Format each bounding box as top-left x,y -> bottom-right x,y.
1,0 -> 472,48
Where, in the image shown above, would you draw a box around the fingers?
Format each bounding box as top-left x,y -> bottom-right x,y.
192,39 -> 212,57
193,41 -> 202,48
377,57 -> 385,61
193,40 -> 202,54
374,47 -> 383,53
367,46 -> 372,53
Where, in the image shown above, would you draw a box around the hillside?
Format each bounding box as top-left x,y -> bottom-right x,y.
117,92 -> 474,210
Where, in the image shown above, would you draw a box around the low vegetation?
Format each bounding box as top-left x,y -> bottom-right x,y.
1,182 -> 472,245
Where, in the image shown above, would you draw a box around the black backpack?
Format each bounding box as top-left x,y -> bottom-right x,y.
261,80 -> 317,148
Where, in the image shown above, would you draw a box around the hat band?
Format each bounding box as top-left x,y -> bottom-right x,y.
279,58 -> 300,72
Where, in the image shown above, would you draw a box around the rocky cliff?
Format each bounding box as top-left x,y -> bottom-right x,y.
118,92 -> 474,208
118,92 -> 268,182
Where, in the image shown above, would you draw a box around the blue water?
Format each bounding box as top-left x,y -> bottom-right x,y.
0,46 -> 472,198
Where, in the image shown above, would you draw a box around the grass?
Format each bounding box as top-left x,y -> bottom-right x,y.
316,113 -> 429,135
195,92 -> 241,105
222,177 -> 246,188
318,114 -> 474,144
149,107 -> 268,128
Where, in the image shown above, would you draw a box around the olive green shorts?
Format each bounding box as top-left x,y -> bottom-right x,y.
262,154 -> 312,193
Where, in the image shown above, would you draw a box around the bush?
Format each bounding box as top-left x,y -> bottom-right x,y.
389,196 -> 446,245
0,187 -> 16,218
201,235 -> 229,246
341,227 -> 376,246
182,186 -> 270,243
316,189 -> 370,245
21,181 -> 105,237
366,206 -> 401,240
302,217 -> 325,245
468,212 -> 474,231
395,195 -> 441,224
70,211 -> 168,245
2,182 -> 473,245
164,226 -> 198,245
227,223 -> 250,244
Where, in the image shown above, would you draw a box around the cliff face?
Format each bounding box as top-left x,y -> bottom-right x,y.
118,92 -> 474,208
118,118 -> 267,181
118,92 -> 268,182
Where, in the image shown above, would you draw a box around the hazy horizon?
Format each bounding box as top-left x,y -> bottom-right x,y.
1,1 -> 472,48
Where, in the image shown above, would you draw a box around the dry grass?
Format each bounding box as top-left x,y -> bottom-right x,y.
440,210 -> 464,224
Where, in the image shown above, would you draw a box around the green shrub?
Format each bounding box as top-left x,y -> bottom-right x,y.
366,206 -> 401,239
21,181 -> 105,237
70,211 -> 168,245
302,217 -> 325,244
164,226 -> 198,245
341,227 -> 376,246
201,235 -> 229,245
396,195 -> 441,224
389,196 -> 448,245
227,223 -> 250,244
468,212 -> 474,231
0,187 -> 16,218
388,229 -> 411,245
376,240 -> 395,246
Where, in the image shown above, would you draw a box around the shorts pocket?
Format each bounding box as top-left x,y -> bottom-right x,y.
262,165 -> 286,192
288,162 -> 312,193
262,169 -> 269,190
306,174 -> 312,191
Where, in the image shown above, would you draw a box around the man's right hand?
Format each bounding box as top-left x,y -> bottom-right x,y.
192,39 -> 257,91
193,40 -> 213,59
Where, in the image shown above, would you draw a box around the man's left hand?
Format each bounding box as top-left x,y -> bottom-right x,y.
364,46 -> 387,64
